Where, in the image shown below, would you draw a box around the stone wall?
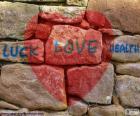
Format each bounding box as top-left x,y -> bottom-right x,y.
0,0 -> 140,116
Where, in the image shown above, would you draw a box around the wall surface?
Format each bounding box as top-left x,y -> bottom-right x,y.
0,0 -> 140,116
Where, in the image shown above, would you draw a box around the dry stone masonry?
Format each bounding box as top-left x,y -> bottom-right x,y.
0,0 -> 140,116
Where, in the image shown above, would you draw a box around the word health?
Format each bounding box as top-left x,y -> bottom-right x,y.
111,43 -> 140,53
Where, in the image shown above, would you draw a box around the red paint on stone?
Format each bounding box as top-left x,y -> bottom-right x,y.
35,24 -> 52,40
86,11 -> 112,28
24,39 -> 44,63
79,19 -> 90,29
67,63 -> 107,99
24,10 -> 114,106
33,65 -> 67,104
68,97 -> 80,106
24,15 -> 38,39
45,25 -> 102,65
102,35 -> 113,62
86,11 -> 113,62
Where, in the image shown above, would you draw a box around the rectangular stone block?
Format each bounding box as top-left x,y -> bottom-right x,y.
0,39 -> 44,63
0,2 -> 39,40
111,35 -> 140,62
0,64 -> 67,110
116,75 -> 140,107
39,6 -> 86,24
67,0 -> 88,7
45,25 -> 102,65
67,63 -> 114,104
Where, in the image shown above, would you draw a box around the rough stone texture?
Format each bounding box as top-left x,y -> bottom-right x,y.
99,29 -> 123,36
87,0 -> 140,33
116,63 -> 140,77
112,96 -> 120,105
0,2 -> 39,40
111,35 -> 140,62
46,111 -> 71,116
0,39 -> 44,64
67,63 -> 114,104
0,101 -> 19,110
125,108 -> 140,116
67,0 -> 88,7
29,111 -> 47,116
68,98 -> 88,116
0,0 -> 140,114
116,75 -> 140,107
88,105 -> 125,116
45,25 -> 102,65
0,108 -> 29,113
0,64 -> 67,110
39,6 -> 86,24
35,24 -> 52,40
15,0 -> 65,2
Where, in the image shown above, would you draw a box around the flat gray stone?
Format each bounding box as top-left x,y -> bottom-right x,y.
0,2 -> 39,40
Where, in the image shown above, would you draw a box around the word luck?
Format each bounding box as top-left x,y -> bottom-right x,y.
2,45 -> 38,58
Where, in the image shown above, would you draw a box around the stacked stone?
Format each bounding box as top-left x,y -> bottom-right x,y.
0,0 -> 140,116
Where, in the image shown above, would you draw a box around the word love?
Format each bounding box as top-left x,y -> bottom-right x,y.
2,45 -> 38,58
53,39 -> 98,54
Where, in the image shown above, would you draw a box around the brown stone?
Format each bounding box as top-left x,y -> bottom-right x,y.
116,63 -> 140,77
0,64 -> 67,110
116,75 -> 140,107
88,105 -> 125,116
87,0 -> 140,33
0,2 -> 39,40
0,101 -> 19,110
